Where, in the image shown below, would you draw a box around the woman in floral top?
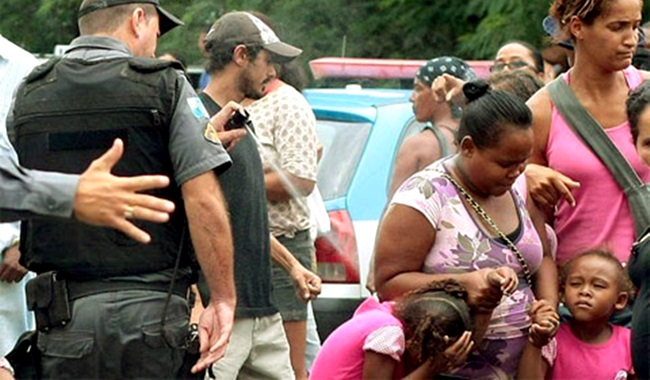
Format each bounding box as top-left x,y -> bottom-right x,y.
374,81 -> 559,379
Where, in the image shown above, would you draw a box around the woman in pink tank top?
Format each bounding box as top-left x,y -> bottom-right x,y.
526,0 -> 650,265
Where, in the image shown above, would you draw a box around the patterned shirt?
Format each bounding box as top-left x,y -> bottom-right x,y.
392,160 -> 544,339
391,160 -> 545,377
248,83 -> 319,237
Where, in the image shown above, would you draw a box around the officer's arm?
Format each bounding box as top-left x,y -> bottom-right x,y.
0,129 -> 78,222
180,170 -> 235,372
0,160 -> 77,223
182,170 -> 235,304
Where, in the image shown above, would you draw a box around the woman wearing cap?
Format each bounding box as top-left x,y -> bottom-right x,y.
388,56 -> 475,198
526,0 -> 650,268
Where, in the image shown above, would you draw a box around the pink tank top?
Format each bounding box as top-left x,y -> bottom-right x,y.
547,66 -> 650,264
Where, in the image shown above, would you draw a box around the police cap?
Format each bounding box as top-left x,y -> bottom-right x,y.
78,0 -> 183,36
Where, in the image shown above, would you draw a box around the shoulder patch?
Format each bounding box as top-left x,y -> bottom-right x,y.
203,123 -> 221,145
187,97 -> 209,120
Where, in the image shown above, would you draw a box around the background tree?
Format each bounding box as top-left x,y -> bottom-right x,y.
2,0 -> 650,82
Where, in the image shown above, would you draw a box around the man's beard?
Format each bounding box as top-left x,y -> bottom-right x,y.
240,69 -> 264,100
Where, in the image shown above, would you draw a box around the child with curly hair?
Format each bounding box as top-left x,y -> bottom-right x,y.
518,249 -> 633,379
310,272 -> 514,380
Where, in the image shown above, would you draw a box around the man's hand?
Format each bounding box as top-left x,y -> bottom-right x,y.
74,139 -> 176,244
192,299 -> 235,374
431,73 -> 467,105
290,265 -> 322,302
217,130 -> 247,151
207,101 -> 247,150
525,164 -> 580,209
0,245 -> 27,283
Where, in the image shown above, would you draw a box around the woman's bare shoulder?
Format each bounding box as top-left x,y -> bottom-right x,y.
526,86 -> 552,116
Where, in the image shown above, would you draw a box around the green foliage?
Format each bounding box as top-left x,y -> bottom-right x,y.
0,0 -> 78,54
457,0 -> 551,59
3,0 -> 650,72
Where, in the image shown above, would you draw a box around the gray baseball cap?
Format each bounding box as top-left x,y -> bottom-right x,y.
206,12 -> 302,62
78,0 -> 183,36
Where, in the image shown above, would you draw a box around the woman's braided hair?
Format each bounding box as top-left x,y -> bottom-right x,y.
393,279 -> 473,363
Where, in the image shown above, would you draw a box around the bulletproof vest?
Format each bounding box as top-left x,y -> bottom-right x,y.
11,56 -> 190,280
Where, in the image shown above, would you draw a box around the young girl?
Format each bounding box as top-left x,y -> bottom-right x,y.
310,271 -> 515,380
518,249 -> 633,379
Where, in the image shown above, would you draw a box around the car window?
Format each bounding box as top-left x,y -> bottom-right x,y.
316,120 -> 372,201
385,119 -> 426,195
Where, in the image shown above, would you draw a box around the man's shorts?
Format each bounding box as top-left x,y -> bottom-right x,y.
271,230 -> 314,322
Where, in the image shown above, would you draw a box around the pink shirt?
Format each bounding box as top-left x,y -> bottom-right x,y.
310,297 -> 405,380
547,66 -> 650,264
543,324 -> 632,380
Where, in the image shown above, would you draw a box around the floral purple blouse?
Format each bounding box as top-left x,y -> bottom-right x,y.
391,160 -> 544,378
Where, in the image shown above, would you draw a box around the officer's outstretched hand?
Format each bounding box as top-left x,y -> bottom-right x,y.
192,299 -> 235,374
208,101 -> 247,150
74,139 -> 176,244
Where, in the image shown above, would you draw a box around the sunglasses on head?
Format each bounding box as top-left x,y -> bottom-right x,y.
489,60 -> 532,73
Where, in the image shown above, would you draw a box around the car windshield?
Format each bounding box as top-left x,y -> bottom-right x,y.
316,119 -> 371,200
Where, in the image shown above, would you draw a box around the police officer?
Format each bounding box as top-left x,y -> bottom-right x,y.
1,32 -> 175,243
7,0 -> 243,377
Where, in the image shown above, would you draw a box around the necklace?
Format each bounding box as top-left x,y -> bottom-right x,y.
441,168 -> 533,288
449,159 -> 487,199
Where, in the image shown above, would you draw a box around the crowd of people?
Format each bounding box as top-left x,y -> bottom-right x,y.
2,0 -> 650,379
328,0 -> 650,378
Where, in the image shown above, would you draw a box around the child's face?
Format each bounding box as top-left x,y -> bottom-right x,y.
636,104 -> 650,166
563,256 -> 627,322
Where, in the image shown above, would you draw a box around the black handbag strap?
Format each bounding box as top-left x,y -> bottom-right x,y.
547,75 -> 645,193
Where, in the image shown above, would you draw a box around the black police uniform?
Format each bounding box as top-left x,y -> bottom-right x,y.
7,35 -> 231,378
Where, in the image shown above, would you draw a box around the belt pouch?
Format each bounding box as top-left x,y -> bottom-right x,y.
26,271 -> 72,331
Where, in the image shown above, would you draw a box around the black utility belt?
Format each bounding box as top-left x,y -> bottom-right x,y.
26,271 -> 188,332
66,278 -> 188,301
